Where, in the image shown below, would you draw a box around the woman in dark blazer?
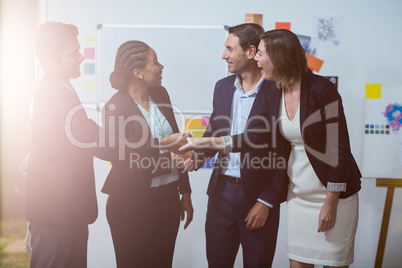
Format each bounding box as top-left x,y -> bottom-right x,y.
179,30 -> 361,268
102,40 -> 193,268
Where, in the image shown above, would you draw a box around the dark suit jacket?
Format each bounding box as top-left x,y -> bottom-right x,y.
195,75 -> 288,206
101,86 -> 191,204
26,76 -> 107,228
233,70 -> 361,198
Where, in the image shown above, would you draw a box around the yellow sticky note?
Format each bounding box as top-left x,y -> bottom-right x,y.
185,119 -> 203,131
192,126 -> 207,138
85,34 -> 96,46
365,84 -> 381,99
85,80 -> 96,92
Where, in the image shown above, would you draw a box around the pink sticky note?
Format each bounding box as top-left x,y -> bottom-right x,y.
202,116 -> 210,127
84,48 -> 95,59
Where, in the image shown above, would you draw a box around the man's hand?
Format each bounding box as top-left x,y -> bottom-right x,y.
179,137 -> 224,152
160,132 -> 192,153
180,193 -> 194,229
245,201 -> 270,230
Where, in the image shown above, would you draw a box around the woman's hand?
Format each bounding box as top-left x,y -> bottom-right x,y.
317,192 -> 340,232
171,151 -> 197,171
177,151 -> 198,172
180,193 -> 194,230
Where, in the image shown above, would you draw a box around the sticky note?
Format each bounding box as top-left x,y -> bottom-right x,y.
185,118 -> 203,131
85,34 -> 96,46
192,126 -> 207,138
84,63 -> 95,75
202,116 -> 210,127
245,14 -> 263,26
275,22 -> 291,31
365,84 -> 381,99
307,54 -> 324,73
84,48 -> 95,59
85,80 -> 96,92
200,157 -> 216,169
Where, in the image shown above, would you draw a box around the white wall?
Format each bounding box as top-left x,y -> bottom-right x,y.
40,0 -> 402,267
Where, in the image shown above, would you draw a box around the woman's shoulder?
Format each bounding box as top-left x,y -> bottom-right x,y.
304,70 -> 334,91
105,90 -> 131,104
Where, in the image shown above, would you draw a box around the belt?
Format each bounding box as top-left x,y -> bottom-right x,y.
221,174 -> 242,184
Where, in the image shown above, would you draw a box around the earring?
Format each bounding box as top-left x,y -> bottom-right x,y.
139,75 -> 143,79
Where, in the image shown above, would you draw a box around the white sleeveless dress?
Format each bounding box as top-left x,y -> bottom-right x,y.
279,91 -> 359,266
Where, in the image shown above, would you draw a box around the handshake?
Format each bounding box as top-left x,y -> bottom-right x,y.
159,133 -> 225,172
159,132 -> 198,172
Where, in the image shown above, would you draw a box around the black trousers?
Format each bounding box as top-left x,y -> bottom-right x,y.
29,223 -> 89,268
106,182 -> 181,268
206,178 -> 280,268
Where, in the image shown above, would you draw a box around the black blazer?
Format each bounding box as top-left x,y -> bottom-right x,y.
233,70 -> 361,198
101,86 -> 191,204
26,76 -> 107,228
294,70 -> 361,198
195,75 -> 288,206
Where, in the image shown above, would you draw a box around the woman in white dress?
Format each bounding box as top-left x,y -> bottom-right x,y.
252,29 -> 361,267
178,29 -> 361,268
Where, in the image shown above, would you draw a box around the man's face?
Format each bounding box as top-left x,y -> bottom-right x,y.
221,34 -> 250,74
52,36 -> 84,80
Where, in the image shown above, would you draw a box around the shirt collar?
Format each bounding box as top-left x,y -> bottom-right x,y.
234,75 -> 264,97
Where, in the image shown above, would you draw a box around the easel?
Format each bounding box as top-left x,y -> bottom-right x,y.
374,178 -> 402,268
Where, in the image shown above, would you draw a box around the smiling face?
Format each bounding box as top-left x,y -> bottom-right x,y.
138,48 -> 164,87
254,40 -> 276,81
221,33 -> 251,74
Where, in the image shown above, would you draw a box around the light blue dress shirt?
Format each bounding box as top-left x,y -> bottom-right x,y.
136,97 -> 179,188
221,76 -> 272,208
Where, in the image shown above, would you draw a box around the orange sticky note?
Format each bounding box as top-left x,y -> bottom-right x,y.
275,22 -> 291,31
185,118 -> 203,131
307,54 -> 324,73
245,14 -> 263,26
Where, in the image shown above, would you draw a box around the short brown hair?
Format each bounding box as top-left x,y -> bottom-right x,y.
228,23 -> 264,51
260,29 -> 308,89
33,22 -> 79,69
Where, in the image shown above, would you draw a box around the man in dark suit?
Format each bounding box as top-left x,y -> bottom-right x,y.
26,21 -> 110,268
183,23 -> 288,267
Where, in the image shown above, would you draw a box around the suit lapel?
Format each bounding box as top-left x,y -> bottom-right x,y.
118,91 -> 153,137
222,77 -> 237,135
299,70 -> 312,130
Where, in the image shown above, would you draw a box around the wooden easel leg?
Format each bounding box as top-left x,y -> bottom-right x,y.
374,186 -> 395,268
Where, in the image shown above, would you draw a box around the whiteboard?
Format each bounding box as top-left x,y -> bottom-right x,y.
362,84 -> 402,179
96,24 -> 229,113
